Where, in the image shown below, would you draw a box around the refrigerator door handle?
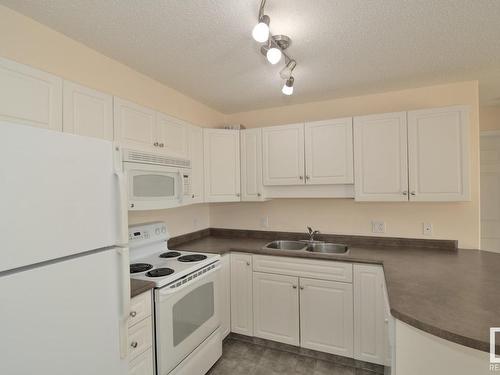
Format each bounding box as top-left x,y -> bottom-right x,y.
117,246 -> 130,359
113,144 -> 128,246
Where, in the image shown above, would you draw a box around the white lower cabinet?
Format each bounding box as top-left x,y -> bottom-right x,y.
353,264 -> 388,366
253,272 -> 300,346
230,253 -> 253,336
300,277 -> 354,357
220,254 -> 231,338
128,290 -> 154,375
129,348 -> 154,375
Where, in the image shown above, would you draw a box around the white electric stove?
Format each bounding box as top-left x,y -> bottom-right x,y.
129,222 -> 220,288
128,222 -> 222,375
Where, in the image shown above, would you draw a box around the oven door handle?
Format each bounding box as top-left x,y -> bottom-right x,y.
158,263 -> 220,298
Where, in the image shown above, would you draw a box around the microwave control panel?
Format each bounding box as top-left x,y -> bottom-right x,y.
183,173 -> 192,196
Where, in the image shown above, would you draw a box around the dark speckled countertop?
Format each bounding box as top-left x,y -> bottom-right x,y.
130,278 -> 155,298
171,229 -> 500,353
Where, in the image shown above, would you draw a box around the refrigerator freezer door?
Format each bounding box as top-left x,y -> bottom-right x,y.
0,248 -> 129,375
0,122 -> 120,272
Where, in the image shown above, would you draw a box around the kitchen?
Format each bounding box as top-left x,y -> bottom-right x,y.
0,1 -> 499,375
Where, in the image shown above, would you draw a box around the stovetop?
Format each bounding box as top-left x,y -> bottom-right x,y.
129,249 -> 220,288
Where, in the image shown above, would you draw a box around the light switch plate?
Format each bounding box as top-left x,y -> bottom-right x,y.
372,221 -> 386,234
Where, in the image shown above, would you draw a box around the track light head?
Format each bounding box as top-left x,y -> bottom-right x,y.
252,15 -> 270,42
282,76 -> 294,96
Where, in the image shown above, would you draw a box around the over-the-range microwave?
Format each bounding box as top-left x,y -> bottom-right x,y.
123,149 -> 192,210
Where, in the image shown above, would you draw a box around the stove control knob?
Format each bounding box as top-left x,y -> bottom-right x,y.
155,228 -> 160,235
161,227 -> 166,233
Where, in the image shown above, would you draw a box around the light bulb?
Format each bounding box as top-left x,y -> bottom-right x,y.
252,22 -> 270,43
266,47 -> 282,65
282,77 -> 294,96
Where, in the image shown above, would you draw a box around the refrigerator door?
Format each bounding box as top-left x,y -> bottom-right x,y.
0,122 -> 122,272
0,248 -> 129,375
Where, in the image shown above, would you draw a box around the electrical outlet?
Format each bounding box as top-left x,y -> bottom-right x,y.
260,216 -> 269,229
423,222 -> 433,235
372,221 -> 386,234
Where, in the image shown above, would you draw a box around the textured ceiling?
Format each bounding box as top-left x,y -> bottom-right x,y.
2,0 -> 500,113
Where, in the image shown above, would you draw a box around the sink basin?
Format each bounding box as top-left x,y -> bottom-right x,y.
263,240 -> 308,251
307,242 -> 349,254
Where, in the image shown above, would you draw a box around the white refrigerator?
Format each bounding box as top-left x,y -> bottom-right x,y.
0,122 -> 130,375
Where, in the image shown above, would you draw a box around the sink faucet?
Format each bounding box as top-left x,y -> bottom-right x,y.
307,226 -> 320,242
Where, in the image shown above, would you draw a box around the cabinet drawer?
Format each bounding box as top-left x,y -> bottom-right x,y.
128,317 -> 153,361
129,291 -> 152,327
129,347 -> 154,375
253,255 -> 352,283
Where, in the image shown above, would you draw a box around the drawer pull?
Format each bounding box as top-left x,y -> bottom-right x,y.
130,311 -> 137,318
130,341 -> 138,348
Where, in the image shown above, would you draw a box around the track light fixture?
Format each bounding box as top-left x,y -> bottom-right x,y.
252,0 -> 297,95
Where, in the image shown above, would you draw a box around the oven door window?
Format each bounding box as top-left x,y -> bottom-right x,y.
133,173 -> 175,198
172,282 -> 214,346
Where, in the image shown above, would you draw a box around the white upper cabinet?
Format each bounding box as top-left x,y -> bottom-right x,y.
114,97 -> 156,151
407,106 -> 470,201
353,112 -> 409,201
63,81 -> 113,140
240,128 -> 265,201
0,58 -> 62,131
156,113 -> 189,158
203,129 -> 241,202
188,125 -> 204,204
305,118 -> 354,184
353,264 -> 387,365
262,123 -> 305,185
300,277 -> 354,358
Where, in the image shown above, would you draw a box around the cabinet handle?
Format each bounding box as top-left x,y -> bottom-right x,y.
305,175 -> 310,180
246,262 -> 250,266
299,176 -> 304,180
236,193 -> 241,197
192,194 -> 195,199
300,286 -> 304,290
129,311 -> 137,318
257,193 -> 261,197
130,341 -> 138,348
153,142 -> 159,147
292,285 -> 297,289
402,191 -> 408,195
410,191 -> 416,196
159,143 -> 164,148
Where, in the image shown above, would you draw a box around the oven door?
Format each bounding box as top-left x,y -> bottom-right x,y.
124,162 -> 183,210
155,266 -> 220,375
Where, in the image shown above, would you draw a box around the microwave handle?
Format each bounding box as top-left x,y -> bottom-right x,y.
178,170 -> 185,203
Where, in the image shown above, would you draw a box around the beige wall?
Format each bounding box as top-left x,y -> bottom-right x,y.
0,5 -> 224,236
480,106 -> 500,131
214,81 -> 481,248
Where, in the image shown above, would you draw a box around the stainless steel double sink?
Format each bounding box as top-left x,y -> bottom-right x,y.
263,240 -> 349,254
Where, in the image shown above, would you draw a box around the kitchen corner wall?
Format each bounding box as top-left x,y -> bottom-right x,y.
0,5 -> 224,237
480,105 -> 500,131
215,81 -> 481,249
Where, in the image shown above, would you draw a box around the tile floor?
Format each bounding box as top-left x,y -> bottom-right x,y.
208,336 -> 384,375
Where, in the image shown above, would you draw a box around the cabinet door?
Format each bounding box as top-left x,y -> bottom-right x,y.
262,123 -> 305,185
188,126 -> 205,204
253,272 -> 300,346
353,264 -> 386,365
407,106 -> 470,201
129,348 -> 154,375
230,253 -> 253,336
305,118 -> 354,184
0,57 -> 62,131
241,128 -> 265,201
203,129 -> 241,202
156,113 -> 189,158
219,254 -> 231,339
63,81 -> 113,140
300,277 -> 353,357
353,112 -> 408,201
113,97 -> 156,152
